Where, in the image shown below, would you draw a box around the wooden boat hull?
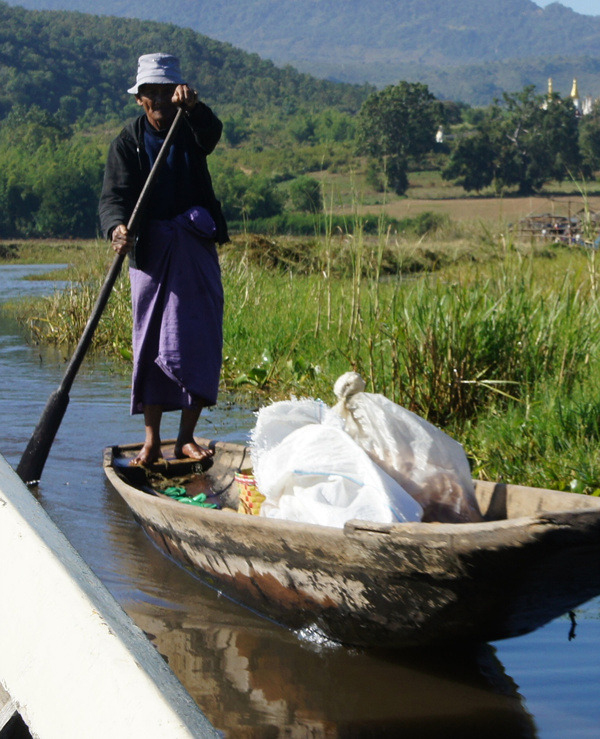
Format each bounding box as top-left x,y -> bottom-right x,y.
104,439 -> 600,649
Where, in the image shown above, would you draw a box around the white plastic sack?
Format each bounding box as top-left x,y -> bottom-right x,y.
250,397 -> 331,458
250,399 -> 422,528
331,372 -> 482,523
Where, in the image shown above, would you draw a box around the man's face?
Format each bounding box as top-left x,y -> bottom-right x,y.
136,84 -> 178,130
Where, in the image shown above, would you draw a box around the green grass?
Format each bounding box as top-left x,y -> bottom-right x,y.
0,238 -> 100,266
218,247 -> 600,492
5,218 -> 600,493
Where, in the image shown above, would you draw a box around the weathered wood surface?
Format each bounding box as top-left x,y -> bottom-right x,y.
104,440 -> 600,649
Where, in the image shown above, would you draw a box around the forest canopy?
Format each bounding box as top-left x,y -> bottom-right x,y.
0,2 -> 375,238
0,1 -> 371,125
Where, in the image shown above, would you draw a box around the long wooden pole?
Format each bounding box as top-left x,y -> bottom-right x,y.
17,108 -> 185,485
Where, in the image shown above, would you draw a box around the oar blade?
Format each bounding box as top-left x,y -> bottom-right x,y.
16,389 -> 70,485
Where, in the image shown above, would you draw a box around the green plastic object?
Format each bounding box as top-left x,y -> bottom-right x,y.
162,486 -> 218,508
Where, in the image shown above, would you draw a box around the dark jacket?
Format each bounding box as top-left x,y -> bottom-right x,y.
98,102 -> 228,257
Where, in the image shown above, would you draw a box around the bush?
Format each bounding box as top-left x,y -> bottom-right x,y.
227,212 -> 403,236
407,211 -> 449,236
212,163 -> 284,220
226,211 -> 451,238
288,176 -> 323,213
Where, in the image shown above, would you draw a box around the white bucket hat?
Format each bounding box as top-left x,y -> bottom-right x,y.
127,53 -> 185,94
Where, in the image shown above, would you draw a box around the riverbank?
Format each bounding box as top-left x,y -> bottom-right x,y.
2,222 -> 600,494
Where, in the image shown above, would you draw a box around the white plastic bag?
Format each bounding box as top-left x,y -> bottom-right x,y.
331,372 -> 482,523
250,399 -> 422,528
250,397 -> 331,459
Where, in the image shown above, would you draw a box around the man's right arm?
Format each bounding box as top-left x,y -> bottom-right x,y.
98,138 -> 141,240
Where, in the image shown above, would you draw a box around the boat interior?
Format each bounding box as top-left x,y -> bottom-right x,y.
106,439 -> 600,523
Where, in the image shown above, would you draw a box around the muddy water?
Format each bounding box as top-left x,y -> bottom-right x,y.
1,265 -> 599,737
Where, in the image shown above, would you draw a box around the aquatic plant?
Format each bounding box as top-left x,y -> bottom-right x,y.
6,217 -> 600,492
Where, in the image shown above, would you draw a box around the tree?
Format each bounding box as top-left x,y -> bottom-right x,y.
313,109 -> 356,143
579,100 -> 600,177
495,88 -> 580,193
356,82 -> 442,195
288,115 -> 316,144
222,115 -> 250,147
0,105 -> 69,153
34,169 -> 98,237
444,87 -> 582,195
0,106 -> 105,237
442,129 -> 497,192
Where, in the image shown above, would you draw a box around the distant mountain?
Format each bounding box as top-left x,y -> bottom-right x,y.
5,0 -> 600,102
384,55 -> 600,106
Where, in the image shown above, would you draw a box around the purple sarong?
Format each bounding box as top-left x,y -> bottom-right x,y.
129,206 -> 223,415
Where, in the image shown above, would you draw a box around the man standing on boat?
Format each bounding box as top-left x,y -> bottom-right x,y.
99,53 -> 228,466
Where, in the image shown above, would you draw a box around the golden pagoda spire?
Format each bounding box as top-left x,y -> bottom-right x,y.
570,78 -> 579,100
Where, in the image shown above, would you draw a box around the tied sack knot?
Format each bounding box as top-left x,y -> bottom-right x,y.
333,372 -> 366,401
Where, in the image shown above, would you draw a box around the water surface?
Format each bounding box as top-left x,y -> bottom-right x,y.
0,265 -> 598,737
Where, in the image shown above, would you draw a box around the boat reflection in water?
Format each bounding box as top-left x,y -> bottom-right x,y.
131,599 -> 537,737
100,476 -> 531,736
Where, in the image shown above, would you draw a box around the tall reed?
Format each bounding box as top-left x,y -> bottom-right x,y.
9,219 -> 600,490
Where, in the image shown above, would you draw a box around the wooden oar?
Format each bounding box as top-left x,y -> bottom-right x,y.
17,108 -> 185,485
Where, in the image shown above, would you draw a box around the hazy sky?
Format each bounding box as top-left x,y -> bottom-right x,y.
537,1 -> 600,15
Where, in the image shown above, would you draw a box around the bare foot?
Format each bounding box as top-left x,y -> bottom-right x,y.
174,441 -> 214,463
129,443 -> 163,466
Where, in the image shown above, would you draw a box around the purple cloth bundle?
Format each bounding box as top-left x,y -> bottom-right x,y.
129,206 -> 223,414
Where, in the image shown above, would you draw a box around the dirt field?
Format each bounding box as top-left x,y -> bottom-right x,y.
362,195 -> 600,225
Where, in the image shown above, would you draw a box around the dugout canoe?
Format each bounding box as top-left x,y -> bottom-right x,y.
103,438 -> 600,649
